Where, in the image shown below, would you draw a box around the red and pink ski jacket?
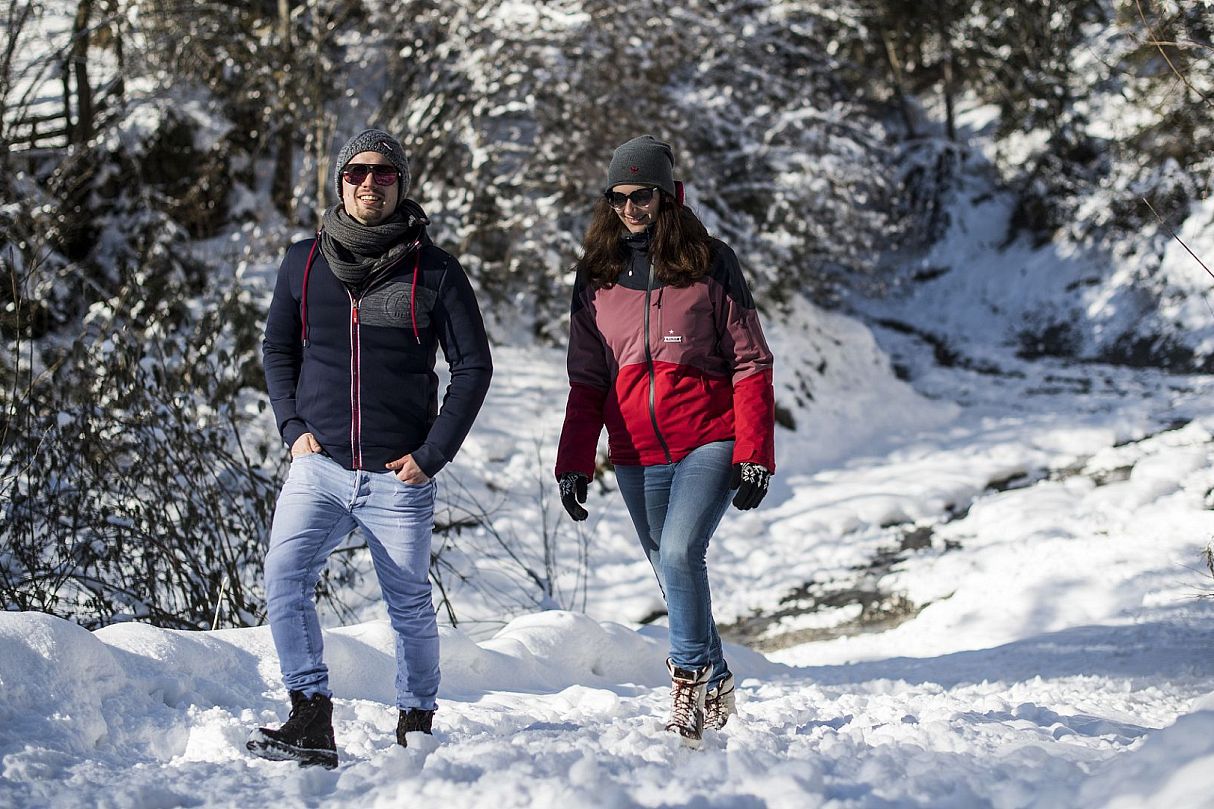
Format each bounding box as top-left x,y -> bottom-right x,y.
555,236 -> 775,477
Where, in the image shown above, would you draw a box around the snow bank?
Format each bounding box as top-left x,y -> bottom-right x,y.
4,603 -> 1214,809
0,609 -> 779,762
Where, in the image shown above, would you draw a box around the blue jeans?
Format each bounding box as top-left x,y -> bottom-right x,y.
263,452 -> 439,710
614,440 -> 734,687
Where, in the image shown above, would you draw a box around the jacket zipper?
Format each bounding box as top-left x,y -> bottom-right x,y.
344,244 -> 420,470
349,292 -> 363,469
643,261 -> 673,464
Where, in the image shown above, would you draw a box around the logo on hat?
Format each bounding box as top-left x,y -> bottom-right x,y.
630,166 -> 639,173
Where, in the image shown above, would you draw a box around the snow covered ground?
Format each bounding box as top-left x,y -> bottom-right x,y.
5,299 -> 1214,806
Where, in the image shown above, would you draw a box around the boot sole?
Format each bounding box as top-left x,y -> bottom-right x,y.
246,730 -> 338,770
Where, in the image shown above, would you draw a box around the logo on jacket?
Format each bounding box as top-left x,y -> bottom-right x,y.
359,281 -> 436,330
663,329 -> 683,343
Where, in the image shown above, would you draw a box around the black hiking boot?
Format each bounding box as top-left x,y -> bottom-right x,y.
246,690 -> 338,769
396,707 -> 435,747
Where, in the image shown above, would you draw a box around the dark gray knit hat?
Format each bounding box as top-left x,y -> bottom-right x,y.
605,135 -> 675,196
332,128 -> 411,204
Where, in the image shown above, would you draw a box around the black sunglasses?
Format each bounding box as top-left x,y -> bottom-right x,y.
342,164 -> 400,186
604,187 -> 659,209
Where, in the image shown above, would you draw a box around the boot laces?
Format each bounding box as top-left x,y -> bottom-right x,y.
669,677 -> 701,729
705,676 -> 736,729
281,693 -> 324,736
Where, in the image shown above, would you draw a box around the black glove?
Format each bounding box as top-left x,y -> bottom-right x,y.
729,462 -> 771,510
558,472 -> 589,521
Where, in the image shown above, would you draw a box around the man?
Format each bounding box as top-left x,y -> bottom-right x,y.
247,128 -> 493,769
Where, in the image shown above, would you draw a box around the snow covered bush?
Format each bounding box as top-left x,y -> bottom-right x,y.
0,96 -> 289,628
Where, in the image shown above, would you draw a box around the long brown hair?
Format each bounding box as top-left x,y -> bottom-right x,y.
576,192 -> 713,289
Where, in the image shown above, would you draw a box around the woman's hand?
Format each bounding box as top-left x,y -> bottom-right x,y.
558,472 -> 590,521
730,462 -> 770,510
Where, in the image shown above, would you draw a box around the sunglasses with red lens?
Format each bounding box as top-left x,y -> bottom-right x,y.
341,164 -> 400,186
604,187 -> 658,209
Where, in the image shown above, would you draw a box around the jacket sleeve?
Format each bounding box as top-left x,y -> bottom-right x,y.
555,277 -> 608,479
713,243 -> 776,472
262,241 -> 309,451
410,255 -> 494,478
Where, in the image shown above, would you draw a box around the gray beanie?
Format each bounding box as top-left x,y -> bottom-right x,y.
332,128 -> 411,204
605,135 -> 675,196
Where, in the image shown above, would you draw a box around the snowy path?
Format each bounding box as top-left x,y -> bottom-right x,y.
2,604 -> 1213,808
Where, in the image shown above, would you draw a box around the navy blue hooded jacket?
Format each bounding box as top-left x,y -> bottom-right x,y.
262,202 -> 493,476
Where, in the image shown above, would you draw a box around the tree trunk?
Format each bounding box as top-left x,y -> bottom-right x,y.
108,0 -> 125,102
271,0 -> 297,217
68,0 -> 95,145
941,52 -> 956,142
933,6 -> 956,142
310,6 -> 331,227
313,112 -> 333,227
879,27 -> 917,138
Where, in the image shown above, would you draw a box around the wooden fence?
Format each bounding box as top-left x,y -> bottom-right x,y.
5,76 -> 123,152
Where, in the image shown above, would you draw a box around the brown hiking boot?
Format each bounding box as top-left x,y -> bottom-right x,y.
664,659 -> 711,748
705,672 -> 737,730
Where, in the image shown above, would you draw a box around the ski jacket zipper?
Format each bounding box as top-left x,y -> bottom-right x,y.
342,242 -> 423,470
643,262 -> 673,464
349,291 -> 363,469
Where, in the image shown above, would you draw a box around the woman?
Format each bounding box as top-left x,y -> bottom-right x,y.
554,135 -> 776,747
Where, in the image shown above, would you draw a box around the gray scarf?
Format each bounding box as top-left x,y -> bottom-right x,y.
318,205 -> 418,288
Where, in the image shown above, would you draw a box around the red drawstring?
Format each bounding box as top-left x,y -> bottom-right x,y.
300,235 -> 320,347
409,245 -> 421,344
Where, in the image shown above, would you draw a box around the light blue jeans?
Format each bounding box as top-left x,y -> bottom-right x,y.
614,440 -> 734,687
263,452 -> 439,710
